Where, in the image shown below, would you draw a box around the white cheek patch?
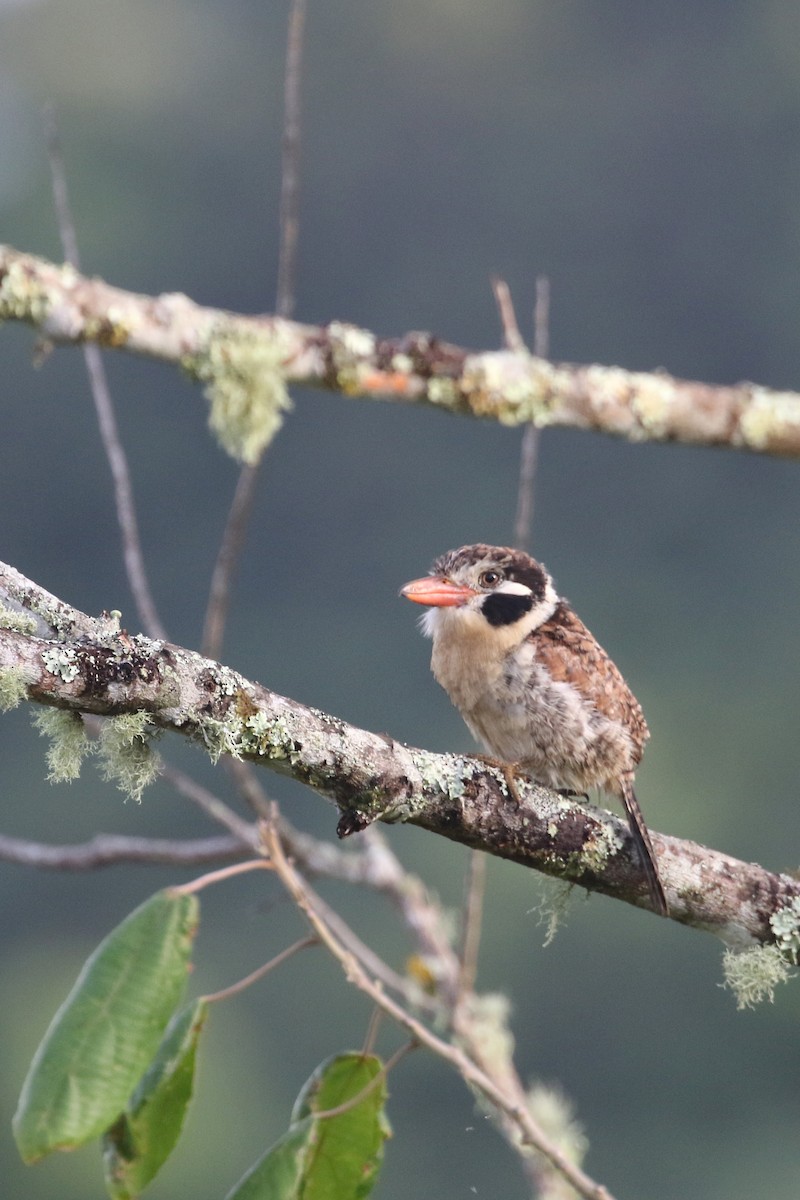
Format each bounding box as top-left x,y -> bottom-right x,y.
523,580 -> 559,631
496,581 -> 532,596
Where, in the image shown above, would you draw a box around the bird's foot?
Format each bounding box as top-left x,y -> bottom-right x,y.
470,754 -> 526,807
554,787 -> 590,801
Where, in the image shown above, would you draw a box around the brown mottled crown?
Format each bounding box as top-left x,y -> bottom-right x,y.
431,544 -> 550,602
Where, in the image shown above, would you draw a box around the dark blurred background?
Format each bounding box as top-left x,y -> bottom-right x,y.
1,2 -> 799,1197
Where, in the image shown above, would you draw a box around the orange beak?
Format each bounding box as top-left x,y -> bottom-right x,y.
400,575 -> 477,607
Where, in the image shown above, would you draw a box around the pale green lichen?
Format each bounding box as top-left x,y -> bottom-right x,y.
578,815 -> 623,877
244,710 -> 271,739
458,992 -> 515,1069
195,705 -> 295,766
390,352 -> 413,373
214,666 -> 240,697
327,320 -> 376,392
33,708 -> 92,782
0,603 -> 37,635
41,646 -> 80,683
83,312 -> 131,347
243,710 -> 297,760
721,945 -> 795,1010
426,376 -> 459,406
97,711 -> 161,802
629,372 -> 677,438
461,350 -> 554,425
738,388 -> 800,450
0,258 -> 51,324
197,715 -> 246,763
0,667 -> 27,712
526,1083 -> 588,1182
529,877 -> 575,948
413,750 -> 481,801
769,894 -> 800,957
184,323 -> 292,463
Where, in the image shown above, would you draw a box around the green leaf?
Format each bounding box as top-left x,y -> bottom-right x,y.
225,1052 -> 391,1200
13,888 -> 199,1163
102,998 -> 209,1199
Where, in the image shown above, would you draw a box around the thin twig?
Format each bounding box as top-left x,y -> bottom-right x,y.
200,0 -> 307,660
177,858 -> 270,895
263,821 -> 615,1200
225,757 -> 273,820
161,763 -> 261,846
276,0 -> 307,321
312,1040 -> 418,1121
533,274 -> 550,359
514,275 -> 549,550
43,107 -> 167,640
0,831 -> 247,870
43,105 -> 80,267
200,464 -> 261,659
491,277 -> 526,352
203,934 -> 318,1003
361,1005 -> 384,1057
457,850 -> 487,1003
309,885 -> 440,1010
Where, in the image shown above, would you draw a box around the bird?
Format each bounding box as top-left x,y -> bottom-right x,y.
400,543 -> 668,916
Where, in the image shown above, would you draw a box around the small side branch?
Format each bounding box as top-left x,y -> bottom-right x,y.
263,823 -> 615,1200
0,832 -> 247,870
43,118 -> 167,640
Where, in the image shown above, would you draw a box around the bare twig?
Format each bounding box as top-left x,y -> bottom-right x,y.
491,276 -> 526,352
200,463 -> 261,659
177,858 -> 270,895
225,756 -> 273,820
42,105 -> 80,267
200,0 -> 307,661
0,831 -> 246,870
203,934 -> 318,1003
514,274 -> 549,550
312,1039 -> 418,1120
308,886 -> 439,1009
534,273 -> 551,359
457,850 -> 486,1003
43,112 -> 168,641
358,829 -> 461,978
276,0 -> 306,321
161,762 -> 261,847
263,822 -> 615,1200
361,1005 -> 384,1057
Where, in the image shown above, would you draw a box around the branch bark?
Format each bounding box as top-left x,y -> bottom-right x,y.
3,244 -> 800,457
0,832 -> 247,870
2,559 -> 798,946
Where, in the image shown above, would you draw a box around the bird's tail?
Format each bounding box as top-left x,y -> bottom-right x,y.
621,781 -> 668,917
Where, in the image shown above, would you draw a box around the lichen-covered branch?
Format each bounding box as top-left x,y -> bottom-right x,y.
3,244 -> 800,459
2,558 -> 799,947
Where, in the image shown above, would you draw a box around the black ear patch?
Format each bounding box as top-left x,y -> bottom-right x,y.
507,560 -> 547,601
482,590 -> 534,628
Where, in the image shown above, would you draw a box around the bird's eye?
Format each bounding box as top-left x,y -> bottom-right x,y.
479,569 -> 503,588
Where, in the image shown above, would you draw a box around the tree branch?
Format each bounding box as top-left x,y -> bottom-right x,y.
44,115 -> 168,641
0,831 -> 247,870
263,820 -> 614,1200
2,558 -> 798,944
3,244 -> 800,457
